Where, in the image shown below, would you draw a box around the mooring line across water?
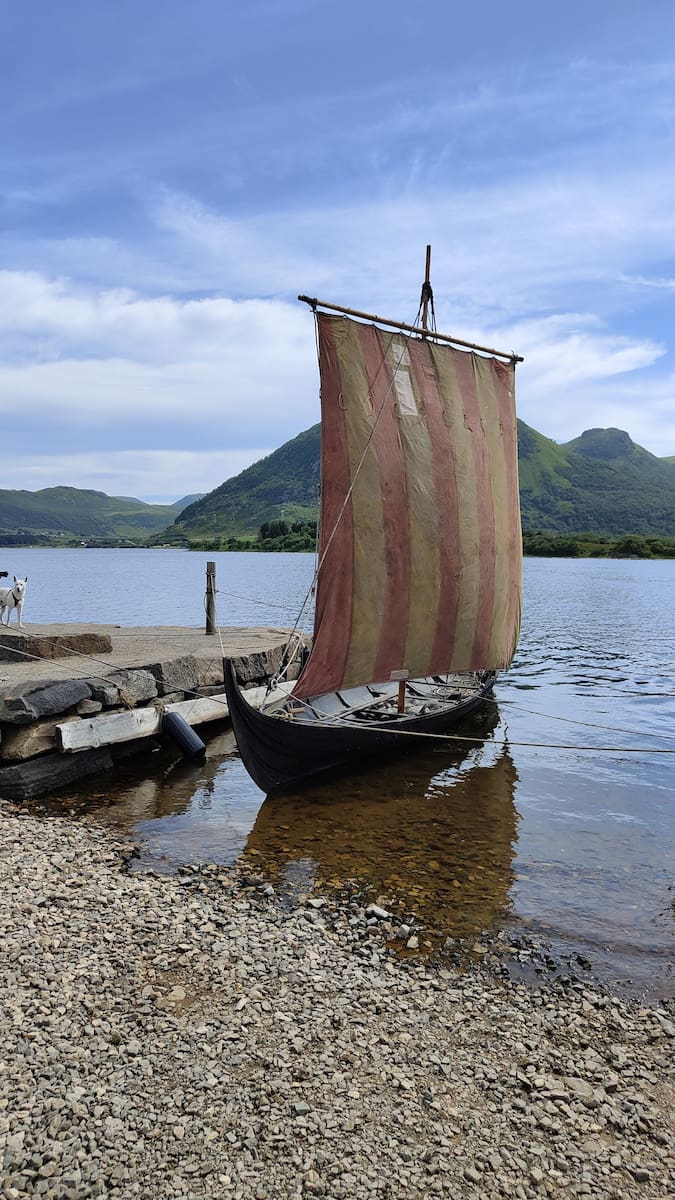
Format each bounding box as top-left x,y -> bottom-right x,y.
1,630 -> 674,757
485,694 -> 675,742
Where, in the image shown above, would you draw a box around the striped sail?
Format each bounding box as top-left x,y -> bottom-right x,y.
294,312 -> 522,698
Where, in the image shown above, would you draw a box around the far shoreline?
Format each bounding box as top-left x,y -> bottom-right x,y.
4,533 -> 675,560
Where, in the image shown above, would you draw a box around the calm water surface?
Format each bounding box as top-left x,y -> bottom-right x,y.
9,548 -> 675,997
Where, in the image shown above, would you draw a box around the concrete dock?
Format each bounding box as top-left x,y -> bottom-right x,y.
0,623 -> 306,801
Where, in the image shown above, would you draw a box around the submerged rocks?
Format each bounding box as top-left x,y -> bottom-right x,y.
0,802 -> 673,1199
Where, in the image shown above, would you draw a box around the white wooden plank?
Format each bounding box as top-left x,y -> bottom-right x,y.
56,681 -> 293,753
57,707 -> 160,752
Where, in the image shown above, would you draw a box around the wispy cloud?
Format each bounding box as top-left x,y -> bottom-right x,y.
622,274 -> 675,293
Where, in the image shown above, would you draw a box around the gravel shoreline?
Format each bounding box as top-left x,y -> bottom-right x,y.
1,804 -> 673,1199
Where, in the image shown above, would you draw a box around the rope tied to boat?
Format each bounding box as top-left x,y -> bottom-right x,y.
2,629 -> 674,757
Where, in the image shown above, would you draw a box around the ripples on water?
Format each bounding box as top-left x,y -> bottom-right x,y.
13,549 -> 675,998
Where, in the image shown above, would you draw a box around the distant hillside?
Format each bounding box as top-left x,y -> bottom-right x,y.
518,425 -> 675,534
6,425 -> 674,547
173,493 -> 206,509
0,487 -> 195,544
160,421 -> 675,544
161,426 -> 321,542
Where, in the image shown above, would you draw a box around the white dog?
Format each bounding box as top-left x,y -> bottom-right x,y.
0,576 -> 28,628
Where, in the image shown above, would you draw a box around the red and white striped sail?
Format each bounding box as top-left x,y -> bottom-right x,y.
294,312 -> 522,698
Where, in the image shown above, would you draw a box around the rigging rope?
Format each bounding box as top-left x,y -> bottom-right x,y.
321,721 -> 675,755
215,587 -> 304,614
485,694 -> 675,743
1,627 -> 672,756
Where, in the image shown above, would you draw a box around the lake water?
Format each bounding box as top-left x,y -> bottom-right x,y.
7,548 -> 675,998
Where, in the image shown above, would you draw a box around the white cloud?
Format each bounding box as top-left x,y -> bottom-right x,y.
0,273 -> 319,446
622,274 -> 675,293
0,449 -> 270,502
490,314 -> 672,453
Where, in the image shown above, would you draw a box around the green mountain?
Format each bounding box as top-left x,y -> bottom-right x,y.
173,493 -> 206,509
163,421 -> 675,544
0,487 -> 196,544
4,425 -> 673,546
518,426 -> 675,534
166,425 -> 321,541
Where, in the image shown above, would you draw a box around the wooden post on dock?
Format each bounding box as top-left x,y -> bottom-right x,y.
205,561 -> 216,635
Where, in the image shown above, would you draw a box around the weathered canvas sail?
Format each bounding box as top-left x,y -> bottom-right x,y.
294,311 -> 522,699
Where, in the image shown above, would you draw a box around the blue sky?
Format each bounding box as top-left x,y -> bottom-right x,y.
2,0 -> 675,501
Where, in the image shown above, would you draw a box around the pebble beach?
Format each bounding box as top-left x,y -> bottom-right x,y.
1,802 -> 673,1200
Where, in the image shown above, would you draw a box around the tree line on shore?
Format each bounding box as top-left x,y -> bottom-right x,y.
186,520 -> 675,559
2,520 -> 674,558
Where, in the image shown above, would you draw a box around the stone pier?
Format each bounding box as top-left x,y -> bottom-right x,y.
0,624 -> 306,801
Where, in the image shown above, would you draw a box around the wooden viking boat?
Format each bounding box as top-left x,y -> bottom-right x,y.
224,248 -> 523,793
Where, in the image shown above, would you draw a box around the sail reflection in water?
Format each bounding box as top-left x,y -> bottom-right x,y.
242,719 -> 519,945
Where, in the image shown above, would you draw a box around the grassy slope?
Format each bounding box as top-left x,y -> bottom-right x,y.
163,425 -> 321,541
0,487 -> 187,540
519,426 -> 675,535
5,424 -> 674,544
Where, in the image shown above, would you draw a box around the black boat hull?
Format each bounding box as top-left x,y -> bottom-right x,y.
223,659 -> 496,793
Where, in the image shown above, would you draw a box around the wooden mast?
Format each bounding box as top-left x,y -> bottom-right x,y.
398,243 -> 432,714
421,243 -> 432,333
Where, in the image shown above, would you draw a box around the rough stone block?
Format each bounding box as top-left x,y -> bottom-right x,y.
230,646 -> 284,685
147,656 -> 200,696
195,656 -> 224,687
85,678 -> 122,707
0,631 -> 112,663
87,670 -> 157,708
0,679 -> 92,725
0,714 -> 81,762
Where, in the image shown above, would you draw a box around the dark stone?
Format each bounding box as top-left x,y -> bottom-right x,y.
111,737 -> 162,762
0,631 -> 112,663
230,646 -> 285,685
87,670 -> 157,707
0,748 -> 113,801
0,679 -> 92,725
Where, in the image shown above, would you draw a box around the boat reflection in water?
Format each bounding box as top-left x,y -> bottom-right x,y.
241,708 -> 519,947
57,708 -> 519,950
